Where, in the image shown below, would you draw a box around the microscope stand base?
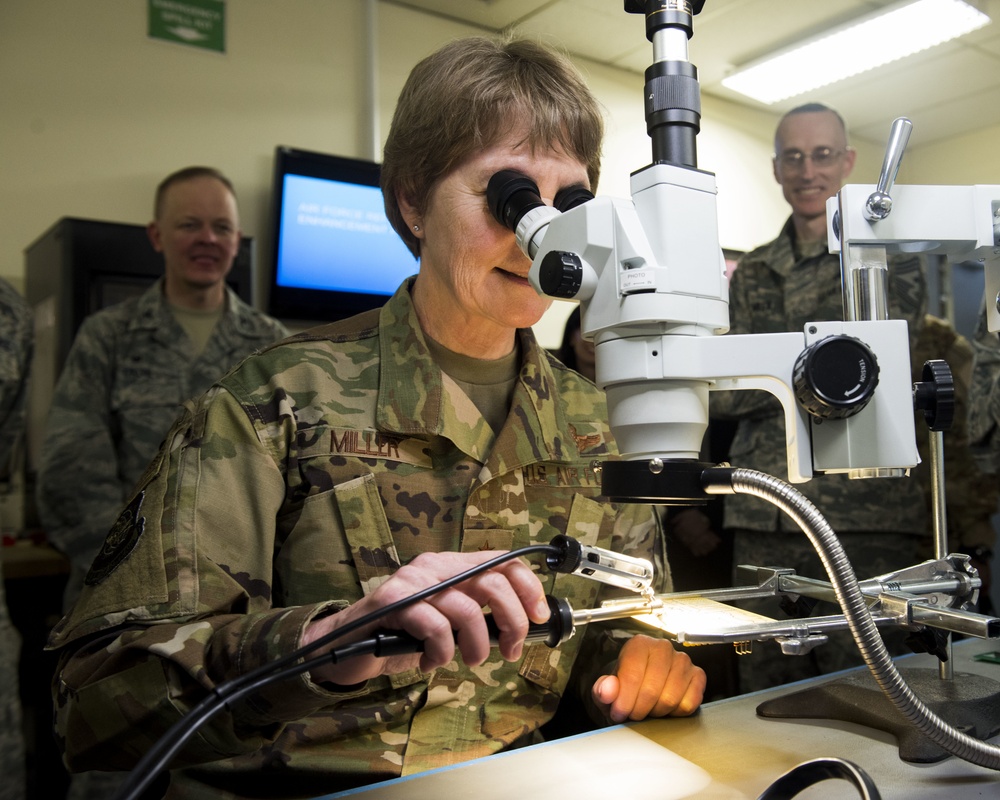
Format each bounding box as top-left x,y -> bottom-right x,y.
754,666 -> 1000,763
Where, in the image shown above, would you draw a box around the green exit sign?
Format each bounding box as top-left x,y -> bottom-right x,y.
148,0 -> 226,54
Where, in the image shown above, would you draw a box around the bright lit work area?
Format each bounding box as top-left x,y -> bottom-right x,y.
2,2 -> 1000,800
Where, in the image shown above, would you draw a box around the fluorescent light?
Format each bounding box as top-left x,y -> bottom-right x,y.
721,0 -> 991,104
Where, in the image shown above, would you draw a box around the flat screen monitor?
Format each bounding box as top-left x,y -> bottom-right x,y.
267,147 -> 418,322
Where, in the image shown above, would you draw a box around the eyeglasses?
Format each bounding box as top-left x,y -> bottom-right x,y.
776,147 -> 846,171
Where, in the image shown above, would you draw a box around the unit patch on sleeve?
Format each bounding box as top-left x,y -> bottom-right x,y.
85,491 -> 146,586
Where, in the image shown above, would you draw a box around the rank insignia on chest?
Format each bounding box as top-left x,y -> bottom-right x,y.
567,423 -> 604,455
85,491 -> 146,586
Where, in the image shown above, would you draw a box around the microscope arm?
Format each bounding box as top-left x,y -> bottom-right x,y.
595,319 -> 916,484
830,183 -> 1000,331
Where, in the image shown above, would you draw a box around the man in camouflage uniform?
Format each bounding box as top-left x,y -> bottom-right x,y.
968,305 -> 1000,598
37,166 -> 289,611
971,307 -> 1000,466
38,168 -> 287,800
712,103 -> 930,693
48,38 -> 704,799
911,314 -> 996,609
0,276 -> 31,800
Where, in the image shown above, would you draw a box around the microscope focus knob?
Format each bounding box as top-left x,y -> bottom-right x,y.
538,250 -> 584,299
793,335 -> 880,420
913,359 -> 955,432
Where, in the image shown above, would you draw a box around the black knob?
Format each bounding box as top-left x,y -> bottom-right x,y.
538,251 -> 583,298
913,359 -> 955,432
793,335 -> 879,420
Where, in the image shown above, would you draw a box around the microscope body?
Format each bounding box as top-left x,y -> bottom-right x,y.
524,159 -> 919,491
501,3 -> 983,499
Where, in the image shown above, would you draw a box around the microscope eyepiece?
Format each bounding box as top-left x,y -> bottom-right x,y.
553,184 -> 595,212
487,170 -> 545,232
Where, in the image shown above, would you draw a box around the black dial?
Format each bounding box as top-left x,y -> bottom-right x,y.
913,359 -> 955,432
538,251 -> 584,299
793,335 -> 879,420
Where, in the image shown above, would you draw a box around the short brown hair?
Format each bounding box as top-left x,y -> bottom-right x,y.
381,36 -> 604,258
153,166 -> 237,220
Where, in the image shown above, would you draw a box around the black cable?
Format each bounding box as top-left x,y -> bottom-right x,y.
755,758 -> 882,800
112,543 -> 560,800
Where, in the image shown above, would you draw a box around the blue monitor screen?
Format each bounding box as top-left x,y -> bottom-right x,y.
268,147 -> 418,322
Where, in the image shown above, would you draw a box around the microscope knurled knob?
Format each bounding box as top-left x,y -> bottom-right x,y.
914,359 -> 955,432
538,251 -> 583,298
793,335 -> 880,420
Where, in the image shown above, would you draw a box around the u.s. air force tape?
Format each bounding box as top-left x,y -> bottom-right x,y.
85,490 -> 146,586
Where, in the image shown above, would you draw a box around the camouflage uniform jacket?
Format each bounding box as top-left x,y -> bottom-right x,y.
0,276 -> 30,800
713,218 -> 928,535
911,314 -> 997,552
0,277 -> 32,480
48,280 -> 666,799
37,278 -> 289,604
970,305 -> 1000,481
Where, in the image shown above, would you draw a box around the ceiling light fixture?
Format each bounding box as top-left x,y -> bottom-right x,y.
721,0 -> 991,105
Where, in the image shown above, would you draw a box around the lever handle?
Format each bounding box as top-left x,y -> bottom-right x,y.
864,117 -> 912,221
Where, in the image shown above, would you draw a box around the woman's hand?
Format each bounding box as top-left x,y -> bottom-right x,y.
591,635 -> 706,722
301,550 -> 550,686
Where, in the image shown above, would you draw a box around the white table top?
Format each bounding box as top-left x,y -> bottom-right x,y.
323,637 -> 1000,799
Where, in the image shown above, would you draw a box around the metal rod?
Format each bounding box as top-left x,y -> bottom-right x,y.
929,428 -> 954,678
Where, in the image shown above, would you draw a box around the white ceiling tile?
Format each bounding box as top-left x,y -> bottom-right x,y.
510,3 -> 646,63
395,0 -> 1000,145
795,46 -> 1000,143
384,0 -> 557,28
853,87 -> 1000,158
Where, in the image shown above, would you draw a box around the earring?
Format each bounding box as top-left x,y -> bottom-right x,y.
413,224 -> 421,232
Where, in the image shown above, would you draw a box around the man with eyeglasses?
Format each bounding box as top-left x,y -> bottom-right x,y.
711,103 -> 934,694
38,167 -> 291,616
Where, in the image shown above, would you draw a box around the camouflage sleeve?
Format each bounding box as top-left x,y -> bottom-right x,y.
887,252 -> 928,346
0,282 -> 28,794
940,325 -> 997,550
942,465 -> 998,551
709,261 -> 780,422
0,286 -> 32,475
0,580 -> 25,794
969,305 -> 1000,473
50,387 -> 363,772
36,315 -> 128,578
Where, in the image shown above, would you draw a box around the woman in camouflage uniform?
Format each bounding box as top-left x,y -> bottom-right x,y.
49,37 -> 705,799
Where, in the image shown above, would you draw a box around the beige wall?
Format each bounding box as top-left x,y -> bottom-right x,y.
0,0 -> 988,347
1,0 -> 370,293
906,122 -> 1000,184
